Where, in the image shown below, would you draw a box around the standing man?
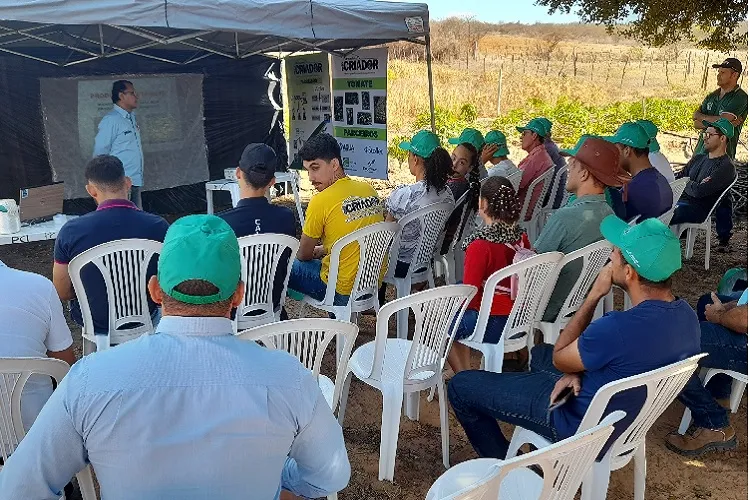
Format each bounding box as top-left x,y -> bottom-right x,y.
94,80 -> 144,209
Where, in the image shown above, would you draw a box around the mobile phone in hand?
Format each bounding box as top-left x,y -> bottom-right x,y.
548,386 -> 573,411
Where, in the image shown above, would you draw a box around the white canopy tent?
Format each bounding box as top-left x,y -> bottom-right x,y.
0,0 -> 437,129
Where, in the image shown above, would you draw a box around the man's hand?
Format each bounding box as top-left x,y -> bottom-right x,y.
312,245 -> 327,260
588,262 -> 613,301
481,144 -> 499,165
704,292 -> 727,324
550,373 -> 581,404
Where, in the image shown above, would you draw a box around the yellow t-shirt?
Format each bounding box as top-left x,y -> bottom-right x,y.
303,177 -> 383,295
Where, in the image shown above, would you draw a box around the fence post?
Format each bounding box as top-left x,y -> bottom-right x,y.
665,60 -> 670,85
483,55 -> 487,75
497,63 -> 504,116
642,70 -> 647,87
620,58 -> 629,88
686,51 -> 692,77
702,52 -> 710,90
573,50 -> 578,77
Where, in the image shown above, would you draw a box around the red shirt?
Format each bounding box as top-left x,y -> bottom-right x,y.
463,233 -> 531,315
517,144 -> 553,220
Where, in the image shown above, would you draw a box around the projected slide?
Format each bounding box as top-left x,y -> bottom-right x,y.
40,74 -> 209,199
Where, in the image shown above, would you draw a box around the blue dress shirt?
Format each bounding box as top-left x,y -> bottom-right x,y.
0,316 -> 350,499
93,104 -> 144,186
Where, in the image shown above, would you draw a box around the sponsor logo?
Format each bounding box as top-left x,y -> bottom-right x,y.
341,195 -> 382,222
341,58 -> 379,72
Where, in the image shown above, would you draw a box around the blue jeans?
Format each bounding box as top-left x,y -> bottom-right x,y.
677,293 -> 748,429
454,309 -> 508,344
671,200 -> 732,243
448,344 -> 561,459
288,259 -> 349,307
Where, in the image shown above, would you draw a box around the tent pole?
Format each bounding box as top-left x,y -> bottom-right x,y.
425,34 -> 436,133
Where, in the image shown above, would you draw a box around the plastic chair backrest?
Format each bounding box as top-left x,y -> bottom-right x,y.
369,285 -> 476,382
520,168 -> 554,222
543,166 -> 567,210
701,175 -> 738,223
387,202 -> 454,281
68,239 -> 162,336
237,319 -> 359,410
469,252 -> 564,344
437,191 -> 470,256
552,240 -> 614,323
323,221 -> 400,308
426,411 -> 625,500
0,358 -> 69,461
668,177 -> 689,205
506,169 -> 523,192
577,353 -> 705,469
235,233 -> 299,329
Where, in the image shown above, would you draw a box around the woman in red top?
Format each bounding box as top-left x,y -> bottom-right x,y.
447,176 -> 530,373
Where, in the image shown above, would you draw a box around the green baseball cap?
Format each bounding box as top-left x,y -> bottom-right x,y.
516,117 -> 549,138
560,134 -> 596,156
537,117 -> 553,135
604,122 -> 652,149
399,130 -> 441,158
157,215 -> 241,305
600,215 -> 682,282
703,117 -> 735,139
448,128 -> 485,152
635,120 -> 660,153
484,130 -> 510,157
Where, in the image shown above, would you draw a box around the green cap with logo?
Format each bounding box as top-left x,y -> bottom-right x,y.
158,214 -> 241,305
703,117 -> 735,139
560,134 -> 596,156
448,127 -> 485,152
399,130 -> 441,158
516,117 -> 550,138
635,120 -> 660,153
600,215 -> 681,282
484,130 -> 510,157
604,122 -> 652,149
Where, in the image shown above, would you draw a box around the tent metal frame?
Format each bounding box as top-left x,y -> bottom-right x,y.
0,21 -> 437,131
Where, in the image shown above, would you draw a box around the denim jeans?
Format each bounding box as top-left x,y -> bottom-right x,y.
671,200 -> 732,243
288,259 -> 349,307
715,195 -> 734,243
454,309 -> 508,344
677,294 -> 748,429
448,344 -> 562,458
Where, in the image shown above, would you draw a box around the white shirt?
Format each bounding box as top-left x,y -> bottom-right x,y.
0,261 -> 72,431
487,159 -> 522,190
649,151 -> 675,183
0,316 -> 350,500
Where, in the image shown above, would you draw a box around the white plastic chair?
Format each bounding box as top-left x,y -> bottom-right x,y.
0,358 -> 97,500
458,252 -> 564,373
520,168 -> 554,243
425,411 -> 625,500
434,193 -> 477,285
538,166 -> 567,233
337,285 -> 477,481
537,240 -> 614,344
235,234 -> 299,331
505,169 -> 523,192
383,202 -> 455,340
507,354 -> 706,500
671,175 -> 737,270
68,239 -> 162,354
678,368 -> 748,434
657,177 -> 690,225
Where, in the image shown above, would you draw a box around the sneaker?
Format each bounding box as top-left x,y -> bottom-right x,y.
717,240 -> 732,253
665,426 -> 737,457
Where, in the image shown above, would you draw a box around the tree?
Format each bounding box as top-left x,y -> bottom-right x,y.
535,0 -> 747,51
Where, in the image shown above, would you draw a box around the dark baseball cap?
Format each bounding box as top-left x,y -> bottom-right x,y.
239,143 -> 277,184
712,58 -> 743,74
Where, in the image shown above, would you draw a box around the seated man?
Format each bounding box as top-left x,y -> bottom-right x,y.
219,143 -> 296,316
666,289 -> 748,456
288,133 -> 383,305
671,118 -> 737,249
606,122 -> 672,221
52,155 -> 170,337
636,119 -> 675,182
535,136 -> 627,322
538,117 -> 569,209
515,118 -> 554,219
0,215 -> 350,499
448,217 -> 700,458
0,261 -> 75,431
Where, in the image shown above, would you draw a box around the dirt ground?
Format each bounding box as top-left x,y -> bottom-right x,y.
0,204 -> 746,500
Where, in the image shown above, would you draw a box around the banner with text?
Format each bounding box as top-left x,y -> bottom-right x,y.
331,48 -> 388,180
285,53 -> 332,169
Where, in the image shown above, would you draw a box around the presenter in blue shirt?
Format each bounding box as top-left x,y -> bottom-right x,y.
1,215 -> 351,500
93,80 -> 144,208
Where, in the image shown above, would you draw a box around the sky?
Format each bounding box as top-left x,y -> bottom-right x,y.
395,0 -> 582,24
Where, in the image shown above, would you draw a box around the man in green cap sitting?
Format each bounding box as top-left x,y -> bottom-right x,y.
448,217 -> 700,459
482,130 -> 521,188
636,119 -> 675,182
0,214 -> 351,499
671,118 -> 737,250
516,118 -> 554,219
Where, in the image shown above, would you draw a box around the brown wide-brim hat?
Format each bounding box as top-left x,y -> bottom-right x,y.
561,136 -> 631,188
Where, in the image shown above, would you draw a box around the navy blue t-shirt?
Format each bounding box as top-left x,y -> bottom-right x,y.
218,197 -> 297,308
54,200 -> 170,333
553,299 -> 700,440
622,167 -> 672,221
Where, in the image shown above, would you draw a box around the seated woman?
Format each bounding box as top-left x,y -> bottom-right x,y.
447,176 -> 530,373
378,130 -> 454,304
440,139 -> 482,255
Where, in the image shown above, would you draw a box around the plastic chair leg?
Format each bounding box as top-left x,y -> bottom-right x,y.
685,229 -> 696,260
438,377 -> 450,469
395,280 -> 410,340
729,379 -> 747,413
405,391 -> 420,421
506,428 -> 525,459
379,386 -> 405,481
581,459 -> 611,500
76,465 -> 97,500
703,227 -> 710,270
633,443 -> 647,500
95,334 -> 110,352
337,372 -> 353,425
678,406 -> 693,435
